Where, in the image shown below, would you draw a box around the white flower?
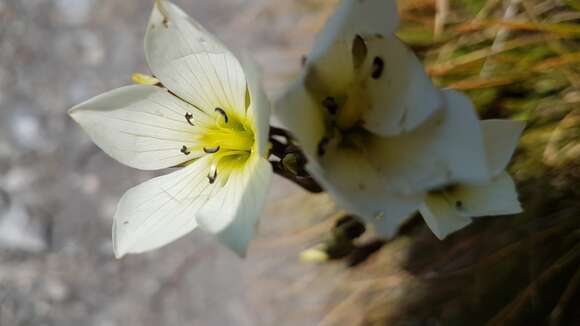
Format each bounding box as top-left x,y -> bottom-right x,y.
69,0 -> 272,258
296,0 -> 441,137
419,119 -> 525,239
275,0 -> 491,236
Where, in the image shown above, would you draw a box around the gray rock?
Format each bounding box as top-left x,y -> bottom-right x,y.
0,197 -> 46,253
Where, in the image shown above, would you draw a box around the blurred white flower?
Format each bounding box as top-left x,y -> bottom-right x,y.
275,0 -> 491,236
69,0 -> 272,258
419,119 -> 525,239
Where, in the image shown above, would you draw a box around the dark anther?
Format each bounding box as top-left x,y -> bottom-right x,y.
185,112 -> 194,126
352,34 -> 368,69
207,169 -> 218,184
455,201 -> 463,209
203,146 -> 221,154
371,57 -> 384,79
180,145 -> 191,155
321,97 -> 338,115
215,107 -> 228,123
317,137 -> 330,156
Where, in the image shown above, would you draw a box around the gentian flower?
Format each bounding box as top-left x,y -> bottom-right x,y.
70,0 -> 272,257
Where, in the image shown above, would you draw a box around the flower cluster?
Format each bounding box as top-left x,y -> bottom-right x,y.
276,0 -> 525,239
69,0 -> 524,258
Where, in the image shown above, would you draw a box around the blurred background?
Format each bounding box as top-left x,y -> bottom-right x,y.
0,0 -> 579,325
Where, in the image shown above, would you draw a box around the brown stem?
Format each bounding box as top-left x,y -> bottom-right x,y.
271,160 -> 323,193
268,126 -> 323,193
269,138 -> 287,160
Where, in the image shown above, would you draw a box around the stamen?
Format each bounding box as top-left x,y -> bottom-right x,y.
214,107 -> 228,123
352,34 -> 368,69
180,145 -> 191,155
317,137 -> 330,156
321,97 -> 338,115
371,57 -> 384,79
207,165 -> 218,184
184,112 -> 194,126
203,146 -> 221,154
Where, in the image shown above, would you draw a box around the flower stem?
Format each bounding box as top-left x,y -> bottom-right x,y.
271,161 -> 323,193
268,126 -> 323,193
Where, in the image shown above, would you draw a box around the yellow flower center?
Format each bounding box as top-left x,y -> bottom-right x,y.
312,81 -> 373,157
198,110 -> 255,154
181,107 -> 255,186
306,34 -> 385,157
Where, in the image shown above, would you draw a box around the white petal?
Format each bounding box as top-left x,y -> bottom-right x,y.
419,171 -> 522,240
371,213 -> 416,239
239,53 -> 271,157
481,119 -> 526,176
453,172 -> 523,217
419,196 -> 472,240
368,89 -> 489,194
439,90 -> 490,183
304,37 -> 354,97
305,0 -> 400,95
196,156 -> 273,256
145,0 -> 246,116
274,81 -> 326,159
310,0 -> 399,65
69,85 -> 208,170
310,147 -> 424,233
362,35 -> 443,136
113,156 -> 214,258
